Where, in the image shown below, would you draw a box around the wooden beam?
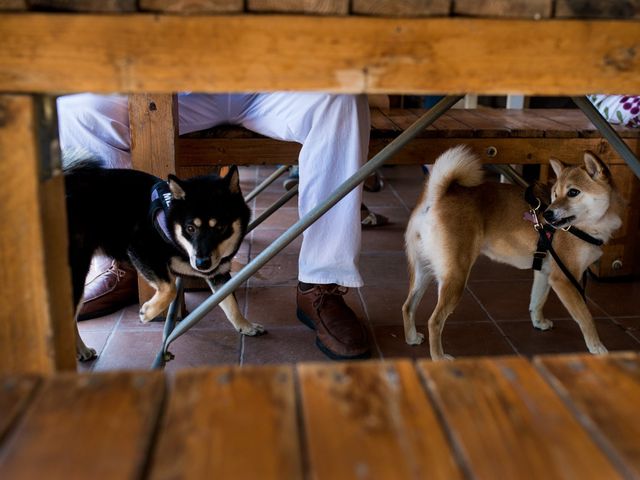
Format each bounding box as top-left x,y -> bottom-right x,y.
140,0 -> 243,13
352,0 -> 451,16
454,0 -> 552,18
0,95 -> 76,375
129,93 -> 178,304
0,14 -> 638,94
247,0 -> 349,15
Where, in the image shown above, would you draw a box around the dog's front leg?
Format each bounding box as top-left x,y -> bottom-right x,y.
551,275 -> 607,354
75,322 -> 97,361
529,270 -> 553,331
139,280 -> 177,323
206,277 -> 265,336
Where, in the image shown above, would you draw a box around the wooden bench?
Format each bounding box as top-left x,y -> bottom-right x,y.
1,352 -> 639,478
130,100 -> 640,279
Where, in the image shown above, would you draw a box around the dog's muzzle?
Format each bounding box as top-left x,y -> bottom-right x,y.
195,256 -> 212,271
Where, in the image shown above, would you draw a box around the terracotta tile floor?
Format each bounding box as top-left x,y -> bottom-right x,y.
78,165 -> 640,372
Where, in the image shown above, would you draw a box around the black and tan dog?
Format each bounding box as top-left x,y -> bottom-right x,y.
65,158 -> 262,361
403,146 -> 624,360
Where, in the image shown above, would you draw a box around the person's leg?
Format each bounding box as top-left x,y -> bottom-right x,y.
57,93 -> 230,319
236,93 -> 372,358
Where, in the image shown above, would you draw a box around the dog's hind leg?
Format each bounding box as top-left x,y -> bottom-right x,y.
402,258 -> 430,345
207,275 -> 265,336
70,250 -> 97,361
139,280 -> 177,323
529,270 -> 553,331
550,275 -> 607,354
428,273 -> 467,360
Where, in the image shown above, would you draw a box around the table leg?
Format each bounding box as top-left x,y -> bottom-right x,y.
0,94 -> 76,374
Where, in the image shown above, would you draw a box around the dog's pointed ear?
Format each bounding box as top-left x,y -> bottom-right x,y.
224,165 -> 241,194
168,174 -> 186,200
583,151 -> 611,181
549,158 -> 565,179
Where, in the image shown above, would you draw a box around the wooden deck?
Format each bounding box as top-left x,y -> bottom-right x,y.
1,353 -> 639,479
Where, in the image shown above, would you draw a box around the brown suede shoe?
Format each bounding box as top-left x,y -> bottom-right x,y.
78,259 -> 138,321
297,283 -> 371,360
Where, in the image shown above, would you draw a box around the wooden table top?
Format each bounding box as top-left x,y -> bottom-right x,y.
1,352 -> 639,479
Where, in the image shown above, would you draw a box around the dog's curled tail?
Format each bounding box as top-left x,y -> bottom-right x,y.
425,145 -> 483,206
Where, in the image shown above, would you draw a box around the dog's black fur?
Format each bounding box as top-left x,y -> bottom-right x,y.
65,161 -> 250,318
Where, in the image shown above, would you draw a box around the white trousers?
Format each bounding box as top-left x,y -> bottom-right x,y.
57,93 -> 370,287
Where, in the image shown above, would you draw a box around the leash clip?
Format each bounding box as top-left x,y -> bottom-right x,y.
529,208 -> 543,231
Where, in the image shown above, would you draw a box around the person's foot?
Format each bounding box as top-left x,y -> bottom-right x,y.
296,282 -> 371,360
360,204 -> 390,228
78,258 -> 138,320
282,165 -> 299,190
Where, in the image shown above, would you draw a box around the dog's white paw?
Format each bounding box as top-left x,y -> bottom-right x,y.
589,343 -> 608,355
139,302 -> 162,323
77,346 -> 97,362
533,318 -> 554,331
238,322 -> 266,336
405,332 -> 425,345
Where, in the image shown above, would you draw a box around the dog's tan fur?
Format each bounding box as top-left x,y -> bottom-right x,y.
403,146 -> 624,360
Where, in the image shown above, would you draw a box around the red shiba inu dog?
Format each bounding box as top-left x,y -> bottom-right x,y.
403,146 -> 624,360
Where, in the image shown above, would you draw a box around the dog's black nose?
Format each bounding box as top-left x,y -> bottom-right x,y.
543,210 -> 555,222
195,257 -> 212,270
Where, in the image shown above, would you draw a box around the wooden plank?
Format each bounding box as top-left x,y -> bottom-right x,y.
0,0 -> 27,10
140,0 -> 243,13
441,109 -> 511,137
592,163 -> 640,277
179,136 -> 639,166
470,109 -> 546,137
0,376 -> 40,441
419,109 -> 475,137
0,371 -> 165,479
419,357 -> 622,479
0,94 -> 76,375
248,0 -> 348,15
149,366 -> 302,480
369,107 -> 401,133
129,93 -> 178,304
178,137 -> 302,165
536,353 -> 640,477
352,0 -> 451,16
454,0 -> 552,18
1,15 -> 639,95
27,0 -> 137,11
556,0 -> 640,19
298,360 -> 463,480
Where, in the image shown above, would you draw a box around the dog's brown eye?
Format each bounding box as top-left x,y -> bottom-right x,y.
567,188 -> 581,198
185,224 -> 196,234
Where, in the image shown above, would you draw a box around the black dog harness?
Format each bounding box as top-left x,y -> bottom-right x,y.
150,181 -> 177,247
524,185 -> 603,299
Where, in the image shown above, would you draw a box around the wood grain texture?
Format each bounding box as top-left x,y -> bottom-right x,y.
537,353 -> 640,477
0,95 -> 75,375
150,366 -> 303,480
248,0 -> 348,14
0,376 -> 40,440
298,360 -> 463,480
419,357 -> 622,479
27,0 -> 137,11
556,0 -> 640,18
178,136 -> 639,166
454,0 -> 552,18
352,0 -> 450,16
129,93 -> 178,304
0,371 -> 165,479
1,15 -> 638,94
140,0 -> 243,13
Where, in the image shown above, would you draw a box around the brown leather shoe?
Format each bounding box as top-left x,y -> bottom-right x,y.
297,283 -> 371,360
78,258 -> 138,321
